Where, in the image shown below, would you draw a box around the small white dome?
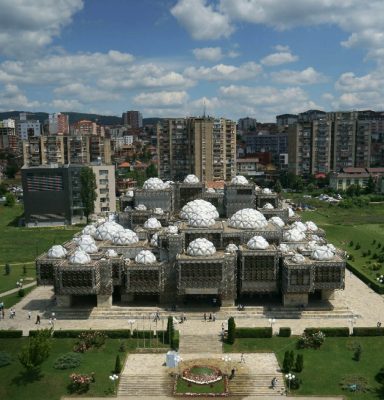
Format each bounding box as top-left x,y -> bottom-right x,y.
180,199 -> 219,220
283,228 -> 306,242
125,190 -> 134,197
69,249 -> 91,264
288,207 -> 295,217
154,208 -> 164,215
278,243 -> 291,254
135,204 -> 147,211
105,249 -> 118,257
164,180 -> 174,188
311,234 -> 321,242
143,177 -> 166,190
226,243 -> 238,253
292,221 -> 307,232
78,241 -> 98,254
112,229 -> 139,245
206,188 -> 216,193
82,224 -> 97,237
135,250 -> 157,264
262,202 -> 274,210
247,235 -> 269,250
291,253 -> 306,263
262,188 -> 272,194
228,208 -> 268,230
144,217 -> 162,229
327,243 -> 336,252
166,225 -> 178,235
270,216 -> 285,227
307,240 -> 318,250
188,212 -> 215,227
311,245 -> 335,260
306,221 -> 318,231
184,174 -> 199,184
150,233 -> 159,247
231,175 -> 249,185
187,238 -> 216,257
95,221 -> 124,241
47,245 -> 67,259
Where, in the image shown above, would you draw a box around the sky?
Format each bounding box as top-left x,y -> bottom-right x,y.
0,0 -> 384,122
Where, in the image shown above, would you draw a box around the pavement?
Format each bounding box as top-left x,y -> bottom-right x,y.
0,280 -> 36,298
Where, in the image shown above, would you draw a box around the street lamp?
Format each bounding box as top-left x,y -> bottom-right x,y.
221,355 -> 231,375
285,373 -> 295,393
269,318 -> 276,332
127,319 -> 135,335
109,374 -> 119,394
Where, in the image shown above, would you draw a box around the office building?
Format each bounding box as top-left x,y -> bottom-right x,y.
122,110 -> 143,129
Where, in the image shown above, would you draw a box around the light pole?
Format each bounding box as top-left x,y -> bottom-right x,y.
221,355 -> 231,375
109,374 -> 119,394
269,318 -> 276,333
127,319 -> 135,337
285,373 -> 295,393
348,316 -> 357,334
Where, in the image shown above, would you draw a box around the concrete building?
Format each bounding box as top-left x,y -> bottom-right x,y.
72,120 -> 105,136
0,119 -> 18,154
122,111 -> 143,129
276,114 -> 298,127
91,164 -> 116,214
17,113 -> 41,140
48,113 -> 69,135
238,117 -> 257,132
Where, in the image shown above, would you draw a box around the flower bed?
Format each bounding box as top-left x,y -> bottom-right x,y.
182,365 -> 223,385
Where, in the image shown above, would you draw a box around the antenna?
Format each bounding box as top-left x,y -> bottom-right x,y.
203,99 -> 206,118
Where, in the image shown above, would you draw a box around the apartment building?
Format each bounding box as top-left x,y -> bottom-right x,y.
48,113 -> 69,135
91,164 -> 116,214
0,119 -> 18,154
17,113 -> 41,140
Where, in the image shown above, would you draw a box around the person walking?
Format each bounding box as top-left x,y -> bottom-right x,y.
28,311 -> 31,320
240,353 -> 245,363
35,314 -> 40,325
204,312 -> 207,322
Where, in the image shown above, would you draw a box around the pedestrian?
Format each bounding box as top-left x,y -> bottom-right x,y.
213,313 -> 216,322
221,322 -> 225,330
204,312 -> 207,322
35,314 -> 40,325
377,321 -> 382,328
209,313 -> 212,321
271,377 -> 278,389
1,309 -> 4,319
240,353 -> 245,363
230,368 -> 236,379
28,311 -> 31,320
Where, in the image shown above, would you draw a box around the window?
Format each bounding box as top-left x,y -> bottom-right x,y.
99,170 -> 108,176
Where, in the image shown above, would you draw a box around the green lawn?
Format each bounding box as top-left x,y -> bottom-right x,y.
225,336 -> 384,399
1,286 -> 36,310
0,338 -> 140,400
0,204 -> 81,265
0,264 -> 36,294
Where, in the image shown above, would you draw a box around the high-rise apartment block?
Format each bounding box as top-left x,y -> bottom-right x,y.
17,113 -> 41,140
48,113 -> 69,135
0,119 -> 18,154
157,117 -> 236,182
122,110 -> 143,129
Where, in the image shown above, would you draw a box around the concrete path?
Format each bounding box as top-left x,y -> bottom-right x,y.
0,281 -> 36,298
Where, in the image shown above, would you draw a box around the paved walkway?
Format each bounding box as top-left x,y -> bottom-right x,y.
0,281 -> 36,298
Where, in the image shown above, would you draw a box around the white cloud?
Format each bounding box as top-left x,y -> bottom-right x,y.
54,83 -> 120,102
193,47 -> 223,62
184,62 -> 262,81
51,99 -> 83,111
133,91 -> 189,107
261,51 -> 298,66
0,84 -> 40,111
271,67 -> 326,85
335,72 -> 381,92
0,0 -> 83,57
171,0 -> 233,40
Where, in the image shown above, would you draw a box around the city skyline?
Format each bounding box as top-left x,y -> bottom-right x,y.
0,0 -> 384,121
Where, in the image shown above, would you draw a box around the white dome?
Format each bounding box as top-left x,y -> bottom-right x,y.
135,250 -> 157,264
124,206 -> 132,211
247,235 -> 269,250
231,175 -> 249,185
278,243 -> 291,254
135,204 -> 147,211
105,249 -> 118,257
180,199 -> 219,220
311,245 -> 335,261
82,224 -> 97,237
144,217 -> 162,229
150,233 -> 159,247
292,221 -> 307,232
291,253 -> 306,263
270,216 -> 285,227
78,241 -> 98,254
307,240 -> 318,250
262,188 -> 272,194
125,190 -> 134,197
187,238 -> 216,257
95,221 -> 124,241
143,177 -> 166,190
166,225 -> 178,235
69,249 -> 91,265
306,221 -> 318,231
226,243 -> 238,253
283,228 -> 306,242
288,208 -> 295,217
188,212 -> 215,227
154,208 -> 164,215
164,180 -> 174,188
184,174 -> 199,184
262,202 -> 274,210
228,208 -> 268,230
47,245 -> 67,259
206,188 -> 216,193
112,229 -> 139,245
327,243 -> 336,252
311,234 -> 321,242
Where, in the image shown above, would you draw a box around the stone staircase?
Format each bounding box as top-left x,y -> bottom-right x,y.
118,373 -> 173,397
179,333 -> 222,354
228,372 -> 286,397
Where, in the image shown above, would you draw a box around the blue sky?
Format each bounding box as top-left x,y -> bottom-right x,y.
0,0 -> 384,122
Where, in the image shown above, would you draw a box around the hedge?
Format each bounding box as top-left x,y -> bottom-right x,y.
353,327 -> 384,336
347,262 -> 384,295
51,329 -> 131,338
172,330 -> 179,350
133,330 -> 166,339
235,327 -> 272,338
279,327 -> 291,337
304,327 -> 350,337
0,330 -> 23,338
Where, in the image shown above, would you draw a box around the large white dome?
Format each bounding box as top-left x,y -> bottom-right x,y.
69,249 -> 91,264
144,217 -> 162,229
47,245 -> 67,259
226,243 -> 238,253
184,174 -> 199,184
135,204 -> 147,211
154,208 -> 164,215
262,188 -> 272,194
143,177 -> 166,190
180,199 -> 219,220
262,202 -> 274,210
187,212 -> 215,227
231,175 -> 249,185
105,249 -> 118,257
292,221 -> 307,232
78,236 -> 98,253
247,236 -> 269,250
187,238 -> 216,257
311,245 -> 335,261
278,243 -> 291,254
135,250 -> 157,264
95,221 -> 124,241
125,190 -> 134,197
291,253 -> 306,263
82,224 -> 97,237
112,229 -> 139,245
283,228 -> 306,242
166,225 -> 178,235
306,221 -> 318,232
270,216 -> 285,227
228,208 -> 268,230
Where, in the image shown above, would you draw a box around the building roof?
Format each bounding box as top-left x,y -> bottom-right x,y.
118,162 -> 130,168
342,167 -> 366,174
206,180 -> 225,190
366,167 -> 384,174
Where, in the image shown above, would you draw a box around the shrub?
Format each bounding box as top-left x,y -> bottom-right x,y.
304,327 -> 349,337
172,330 -> 179,351
297,331 -> 325,349
227,317 -> 236,344
283,351 -> 292,373
166,316 -> 174,345
235,327 -> 272,338
372,263 -> 381,271
73,331 -> 106,353
349,241 -> 354,247
295,354 -> 304,372
53,329 -> 131,339
368,249 -> 372,256
118,340 -> 126,353
376,367 -> 384,383
373,239 -> 376,245
114,354 -> 122,374
349,254 -> 355,261
4,263 -> 10,275
18,288 -> 25,297
279,327 -> 291,337
290,376 -> 301,390
354,344 -> 362,361
0,330 -> 23,338
355,243 -> 361,250
378,243 -> 382,249
53,352 -> 82,369
353,327 -> 384,336
0,351 -> 12,367
372,253 -> 378,260
68,373 -> 93,394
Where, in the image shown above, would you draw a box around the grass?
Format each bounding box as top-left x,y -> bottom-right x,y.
1,286 -> 36,310
225,336 -> 384,399
0,204 -> 81,265
0,264 -> 36,294
175,376 -> 226,394
0,337 -> 141,400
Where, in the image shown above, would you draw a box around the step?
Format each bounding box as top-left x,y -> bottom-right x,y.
118,374 -> 172,396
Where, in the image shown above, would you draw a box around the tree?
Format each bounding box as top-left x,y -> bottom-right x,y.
295,354 -> 304,372
114,354 -> 122,374
273,179 -> 282,194
145,163 -> 158,178
283,350 -> 292,372
365,176 -> 376,194
166,316 -> 174,346
227,317 -> 236,345
80,167 -> 97,223
4,263 -> 10,275
4,192 -> 16,207
18,329 -> 52,370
